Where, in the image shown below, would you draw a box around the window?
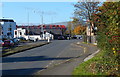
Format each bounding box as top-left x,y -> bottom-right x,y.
20,32 -> 22,35
7,32 -> 11,36
10,24 -> 12,27
15,31 -> 17,35
8,28 -> 12,31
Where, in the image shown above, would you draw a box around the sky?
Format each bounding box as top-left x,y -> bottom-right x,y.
1,2 -> 76,25
0,0 -> 116,25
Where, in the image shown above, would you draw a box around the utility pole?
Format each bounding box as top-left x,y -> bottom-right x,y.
41,11 -> 44,39
33,9 -> 56,40
27,10 -> 30,40
34,11 -> 44,39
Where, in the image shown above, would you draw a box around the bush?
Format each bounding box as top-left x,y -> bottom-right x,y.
93,2 -> 120,75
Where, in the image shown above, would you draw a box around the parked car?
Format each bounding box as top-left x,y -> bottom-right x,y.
72,35 -> 77,39
28,37 -> 38,42
0,40 -> 4,47
12,38 -> 20,45
58,36 -> 65,40
18,37 -> 26,41
79,36 -> 82,39
64,35 -> 71,40
2,40 -> 14,47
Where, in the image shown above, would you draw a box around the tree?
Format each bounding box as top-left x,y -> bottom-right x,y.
74,2 -> 99,24
74,2 -> 100,42
73,25 -> 86,35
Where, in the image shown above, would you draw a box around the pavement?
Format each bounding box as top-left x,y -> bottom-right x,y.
1,39 -> 98,76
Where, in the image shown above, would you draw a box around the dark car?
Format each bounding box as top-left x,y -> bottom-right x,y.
72,35 -> 77,39
58,36 -> 65,40
65,35 -> 71,40
2,40 -> 14,47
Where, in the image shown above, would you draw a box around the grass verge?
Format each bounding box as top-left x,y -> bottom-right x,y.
2,42 -> 50,57
72,50 -> 119,76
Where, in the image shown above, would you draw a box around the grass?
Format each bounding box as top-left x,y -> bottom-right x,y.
2,42 -> 50,57
72,50 -> 120,76
73,50 -> 104,75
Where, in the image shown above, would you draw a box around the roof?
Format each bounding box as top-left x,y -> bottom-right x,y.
0,19 -> 14,22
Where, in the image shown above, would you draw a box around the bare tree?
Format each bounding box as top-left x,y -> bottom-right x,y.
74,2 -> 100,43
74,2 -> 99,22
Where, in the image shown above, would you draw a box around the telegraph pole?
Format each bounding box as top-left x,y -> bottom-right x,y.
41,11 -> 44,39
27,8 -> 30,40
34,9 -> 56,39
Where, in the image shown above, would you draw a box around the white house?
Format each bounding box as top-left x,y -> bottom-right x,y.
86,24 -> 97,45
14,28 -> 26,38
14,28 -> 54,41
0,18 -> 16,39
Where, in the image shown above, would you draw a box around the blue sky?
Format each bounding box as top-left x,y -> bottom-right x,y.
1,2 -> 76,25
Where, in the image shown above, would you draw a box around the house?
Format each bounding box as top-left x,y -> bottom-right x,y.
14,28 -> 54,41
17,25 -> 66,39
86,24 -> 97,45
0,18 -> 16,39
86,26 -> 94,36
0,24 -> 2,39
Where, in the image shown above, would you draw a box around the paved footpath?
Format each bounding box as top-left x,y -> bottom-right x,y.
35,42 -> 98,75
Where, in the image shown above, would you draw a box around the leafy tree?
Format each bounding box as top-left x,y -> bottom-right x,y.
73,25 -> 86,35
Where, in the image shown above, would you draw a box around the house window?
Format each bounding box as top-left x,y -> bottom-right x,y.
8,28 -> 12,31
15,31 -> 17,35
7,32 -> 11,36
20,32 -> 22,35
10,24 -> 12,27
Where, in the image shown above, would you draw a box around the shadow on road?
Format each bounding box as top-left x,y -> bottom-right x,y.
2,56 -> 74,63
2,68 -> 46,76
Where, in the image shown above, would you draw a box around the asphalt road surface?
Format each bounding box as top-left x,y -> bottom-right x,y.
2,39 -> 98,76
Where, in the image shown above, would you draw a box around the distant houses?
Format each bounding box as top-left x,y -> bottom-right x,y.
0,18 -> 67,40
16,25 -> 66,39
14,28 -> 54,40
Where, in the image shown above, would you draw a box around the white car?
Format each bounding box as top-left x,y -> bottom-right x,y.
29,37 -> 38,42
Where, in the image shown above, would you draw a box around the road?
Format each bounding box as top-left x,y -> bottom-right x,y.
2,40 -> 98,76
